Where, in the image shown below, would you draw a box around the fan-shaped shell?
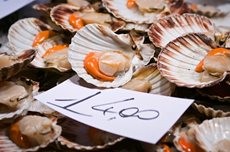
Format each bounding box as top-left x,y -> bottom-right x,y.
194,117 -> 230,151
122,64 -> 175,96
69,24 -> 137,88
8,17 -> 52,54
102,0 -> 164,24
0,78 -> 38,121
58,117 -> 124,151
0,116 -> 61,152
0,49 -> 35,81
148,13 -> 215,48
157,33 -> 228,88
50,4 -> 125,32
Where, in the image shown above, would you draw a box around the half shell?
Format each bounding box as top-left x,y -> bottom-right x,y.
102,0 -> 165,24
69,24 -> 137,88
193,117 -> 230,152
122,64 -> 175,96
0,49 -> 35,81
8,17 -> 52,54
58,117 -> 124,151
50,4 -> 125,32
157,33 -> 228,88
0,115 -> 61,152
148,13 -> 215,48
0,78 -> 38,121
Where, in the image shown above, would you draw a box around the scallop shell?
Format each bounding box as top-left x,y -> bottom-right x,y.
8,18 -> 71,72
157,33 -> 229,88
58,117 -> 124,151
121,23 -> 150,33
0,49 -> 35,81
148,13 -> 215,48
69,24 -> 137,88
193,117 -> 230,152
50,4 -> 125,32
8,17 -> 52,54
0,116 -> 61,152
193,103 -> 230,118
102,0 -> 164,24
123,64 -> 175,96
28,99 -> 56,115
0,78 -> 38,121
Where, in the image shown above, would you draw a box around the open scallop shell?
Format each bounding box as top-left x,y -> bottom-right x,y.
50,4 -> 125,32
8,17 -> 53,54
0,78 -> 38,121
193,117 -> 230,152
69,24 -> 137,88
102,0 -> 165,24
122,64 -> 175,96
0,116 -> 61,152
0,49 -> 35,81
148,13 -> 215,48
8,18 -> 71,72
58,117 -> 124,151
157,33 -> 229,88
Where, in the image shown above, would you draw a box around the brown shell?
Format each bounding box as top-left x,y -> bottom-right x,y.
157,33 -> 229,88
0,49 -> 35,81
148,13 -> 215,48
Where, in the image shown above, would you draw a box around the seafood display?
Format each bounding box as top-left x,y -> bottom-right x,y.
0,0 -> 229,151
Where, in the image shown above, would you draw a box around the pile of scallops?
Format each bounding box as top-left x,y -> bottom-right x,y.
0,0 -> 229,151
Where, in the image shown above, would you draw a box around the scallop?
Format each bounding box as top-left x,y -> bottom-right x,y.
0,78 -> 38,120
69,24 -> 139,88
50,4 -> 125,32
122,64 -> 175,96
8,18 -> 71,72
193,117 -> 230,152
0,49 -> 35,81
157,33 -> 229,88
148,13 -> 215,48
8,17 -> 53,54
0,115 -> 61,152
57,117 -> 124,151
102,0 -> 166,24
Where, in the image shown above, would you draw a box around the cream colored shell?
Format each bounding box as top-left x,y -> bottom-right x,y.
157,33 -> 228,88
194,117 -> 230,151
69,24 -> 136,88
148,13 -> 215,48
102,0 -> 163,24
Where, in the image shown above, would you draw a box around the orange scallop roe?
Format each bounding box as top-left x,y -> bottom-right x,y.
9,123 -> 31,148
178,136 -> 196,152
127,0 -> 136,8
42,44 -> 68,58
195,48 -> 230,72
69,13 -> 85,30
84,52 -> 115,81
32,30 -> 55,47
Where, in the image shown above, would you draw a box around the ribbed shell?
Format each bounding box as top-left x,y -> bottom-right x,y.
157,33 -> 228,88
50,4 -> 81,33
58,117 -> 124,151
8,18 -> 52,54
194,117 -> 230,151
0,117 -> 62,152
0,49 -> 35,81
193,103 -> 230,118
102,0 -> 162,24
69,24 -> 136,88
148,13 -> 215,48
0,78 -> 37,121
